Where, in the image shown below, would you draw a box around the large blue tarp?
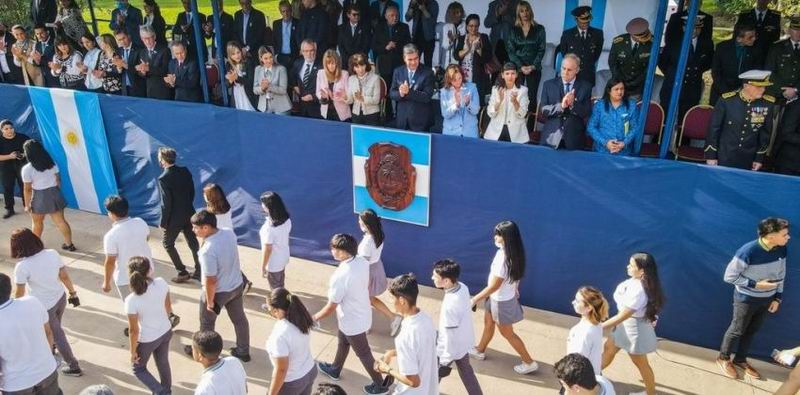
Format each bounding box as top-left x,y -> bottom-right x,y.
2,84 -> 798,358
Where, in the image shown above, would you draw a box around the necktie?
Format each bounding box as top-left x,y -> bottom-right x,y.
632,43 -> 639,54
581,31 -> 586,40
564,82 -> 571,94
758,11 -> 764,23
124,48 -> 129,61
409,70 -> 415,82
795,43 -> 799,52
302,64 -> 311,87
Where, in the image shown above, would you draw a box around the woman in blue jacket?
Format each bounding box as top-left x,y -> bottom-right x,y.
440,64 -> 480,138
587,78 -> 640,155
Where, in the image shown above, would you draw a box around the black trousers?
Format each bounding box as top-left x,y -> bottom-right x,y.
352,112 -> 381,126
416,38 -> 435,66
719,298 -> 771,362
519,69 -> 542,111
1,162 -> 24,211
162,221 -> 201,275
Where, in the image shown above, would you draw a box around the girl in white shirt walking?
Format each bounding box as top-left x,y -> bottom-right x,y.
205,183 -> 253,293
265,287 -> 318,395
358,209 -> 403,336
568,286 -> 609,376
260,191 -> 292,290
470,220 -> 538,375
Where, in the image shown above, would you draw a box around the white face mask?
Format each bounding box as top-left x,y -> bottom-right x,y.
494,239 -> 503,249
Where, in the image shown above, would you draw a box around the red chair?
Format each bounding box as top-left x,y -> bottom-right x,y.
205,63 -> 219,93
675,104 -> 714,162
528,102 -> 543,144
639,101 -> 665,157
478,106 -> 489,138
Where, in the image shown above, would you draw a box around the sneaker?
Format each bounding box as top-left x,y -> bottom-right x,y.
716,357 -> 738,379
733,361 -> 761,379
2,210 -> 14,219
169,313 -> 181,328
183,345 -> 194,357
513,361 -> 539,375
61,366 -> 83,377
172,273 -> 191,284
628,391 -> 647,395
318,362 -> 341,381
468,348 -> 486,361
244,280 -> 253,294
363,383 -> 390,395
61,243 -> 76,252
123,327 -> 129,337
229,347 -> 251,362
390,315 -> 403,337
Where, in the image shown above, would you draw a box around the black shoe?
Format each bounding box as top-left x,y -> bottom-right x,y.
169,313 -> 180,328
183,345 -> 193,356
2,210 -> 14,219
229,347 -> 251,362
123,327 -> 129,337
172,273 -> 191,283
61,366 -> 83,377
190,271 -> 202,281
363,383 -> 390,394
244,280 -> 253,294
61,243 -> 76,252
318,362 -> 341,381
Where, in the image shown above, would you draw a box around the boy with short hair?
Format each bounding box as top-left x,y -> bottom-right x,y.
191,330 -> 247,395
375,274 -> 438,395
555,353 -> 615,395
431,259 -> 483,394
102,195 -> 153,300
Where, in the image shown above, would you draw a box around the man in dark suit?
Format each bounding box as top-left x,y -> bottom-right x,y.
665,0 -> 713,46
113,29 -> 147,97
369,0 -> 399,27
338,4 -> 371,66
30,0 -> 57,29
342,0 -> 371,28
298,0 -> 330,59
136,26 -> 173,100
110,0 -> 144,47
203,0 -> 235,59
539,54 -> 592,150
290,39 -> 321,118
710,23 -> 761,105
173,0 -> 208,63
273,0 -> 299,68
559,6 -> 603,87
390,44 -> 434,131
0,23 -> 23,84
166,42 -> 202,102
234,0 -> 268,58
157,147 -> 201,283
32,24 -> 57,87
736,0 -> 781,67
659,15 -> 713,121
372,5 -> 409,120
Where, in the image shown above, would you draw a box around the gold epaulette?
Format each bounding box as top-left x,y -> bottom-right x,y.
613,36 -> 624,44
721,91 -> 737,99
763,94 -> 776,103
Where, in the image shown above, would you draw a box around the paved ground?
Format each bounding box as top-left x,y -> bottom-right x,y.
0,207 -> 791,395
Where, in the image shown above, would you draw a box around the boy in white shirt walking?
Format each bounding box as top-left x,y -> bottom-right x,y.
555,353 -> 616,395
191,330 -> 248,395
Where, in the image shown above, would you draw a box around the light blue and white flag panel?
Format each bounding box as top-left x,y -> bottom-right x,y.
351,126 -> 431,227
28,88 -> 118,214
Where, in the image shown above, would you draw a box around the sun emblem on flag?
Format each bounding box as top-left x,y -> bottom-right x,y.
65,131 -> 79,146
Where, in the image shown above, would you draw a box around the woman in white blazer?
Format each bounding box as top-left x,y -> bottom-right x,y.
316,49 -> 351,122
253,46 -> 292,115
485,62 -> 530,143
345,53 -> 382,126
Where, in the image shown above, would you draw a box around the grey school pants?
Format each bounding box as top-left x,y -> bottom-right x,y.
332,330 -> 383,386
439,354 -> 483,395
199,284 -> 250,355
48,294 -> 79,370
133,329 -> 173,395
278,366 -> 318,395
3,369 -> 62,395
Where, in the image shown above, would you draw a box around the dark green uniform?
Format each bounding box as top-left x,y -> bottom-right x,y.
608,33 -> 652,96
705,90 -> 774,169
764,39 -> 800,102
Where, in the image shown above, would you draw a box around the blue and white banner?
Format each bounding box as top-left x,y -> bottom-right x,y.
28,88 -> 118,214
351,126 -> 431,227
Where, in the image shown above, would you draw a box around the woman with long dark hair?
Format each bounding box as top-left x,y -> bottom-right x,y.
78,33 -> 103,92
260,191 -> 292,290
96,33 -> 122,94
601,252 -> 665,395
21,140 -> 75,251
203,183 -> 233,230
49,37 -> 85,90
485,62 -> 529,143
125,256 -> 175,395
265,287 -> 318,394
358,209 -> 403,336
587,78 -> 640,155
142,0 -> 168,46
470,221 -> 538,375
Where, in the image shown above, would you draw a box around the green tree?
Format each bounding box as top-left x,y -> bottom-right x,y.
0,0 -> 30,27
718,0 -> 800,17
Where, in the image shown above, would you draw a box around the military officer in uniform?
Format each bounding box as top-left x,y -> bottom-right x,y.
764,16 -> 800,104
773,99 -> 800,175
710,23 -> 761,105
665,0 -> 714,46
705,70 -> 774,171
559,6 -> 603,87
736,0 -> 781,67
659,15 -> 713,121
608,18 -> 652,99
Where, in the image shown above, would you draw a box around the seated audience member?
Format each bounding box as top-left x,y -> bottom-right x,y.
225,41 -> 257,111
10,25 -> 44,86
254,46 -> 291,114
539,53 -> 592,150
346,53 -> 382,126
587,78 -> 639,155
290,39 -> 322,118
113,29 -> 146,97
110,0 -> 144,46
172,0 -> 207,63
439,2 -> 465,69
54,0 -> 89,46
390,44 -> 435,131
202,0 -> 234,59
705,70 -> 774,171
404,0 -> 439,66
454,14 -> 492,106
440,64 -> 480,138
136,26 -> 173,100
371,5 -> 410,120
317,49 -> 351,122
485,62 -> 529,143
191,330 -> 248,394
95,34 -> 122,94
142,0 -> 168,46
273,0 -> 299,68
78,33 -> 103,92
338,4 -> 370,70
555,353 -> 616,395
775,100 -> 800,176
166,41 -> 202,102
234,0 -> 268,58
1,22 -> 23,84
49,36 -> 84,89
0,273 -> 63,395
298,0 -> 330,58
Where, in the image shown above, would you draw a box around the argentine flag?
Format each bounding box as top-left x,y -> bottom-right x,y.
28,88 -> 118,214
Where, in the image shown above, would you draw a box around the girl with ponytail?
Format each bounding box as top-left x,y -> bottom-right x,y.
568,286 -> 609,375
125,256 -> 177,395
265,287 -> 317,394
601,252 -> 665,395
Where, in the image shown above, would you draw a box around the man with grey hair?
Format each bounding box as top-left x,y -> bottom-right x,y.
539,53 -> 592,150
290,39 -> 321,118
166,40 -> 202,102
389,43 -> 435,131
135,26 -> 173,100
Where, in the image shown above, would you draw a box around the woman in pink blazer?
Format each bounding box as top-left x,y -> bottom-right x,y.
316,49 -> 351,122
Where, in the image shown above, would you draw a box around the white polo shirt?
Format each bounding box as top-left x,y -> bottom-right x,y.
259,217 -> 292,273
567,319 -> 603,375
328,256 -> 371,336
215,211 -> 234,230
103,217 -> 153,286
21,163 -> 59,190
266,319 -> 315,382
358,233 -> 384,264
194,356 -> 247,395
0,297 -> 58,392
489,248 -> 518,302
613,278 -> 648,318
436,282 -> 475,364
394,311 -> 439,395
14,249 -> 65,310
124,277 -> 171,343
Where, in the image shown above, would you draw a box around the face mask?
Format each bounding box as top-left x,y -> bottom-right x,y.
494,239 -> 503,249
